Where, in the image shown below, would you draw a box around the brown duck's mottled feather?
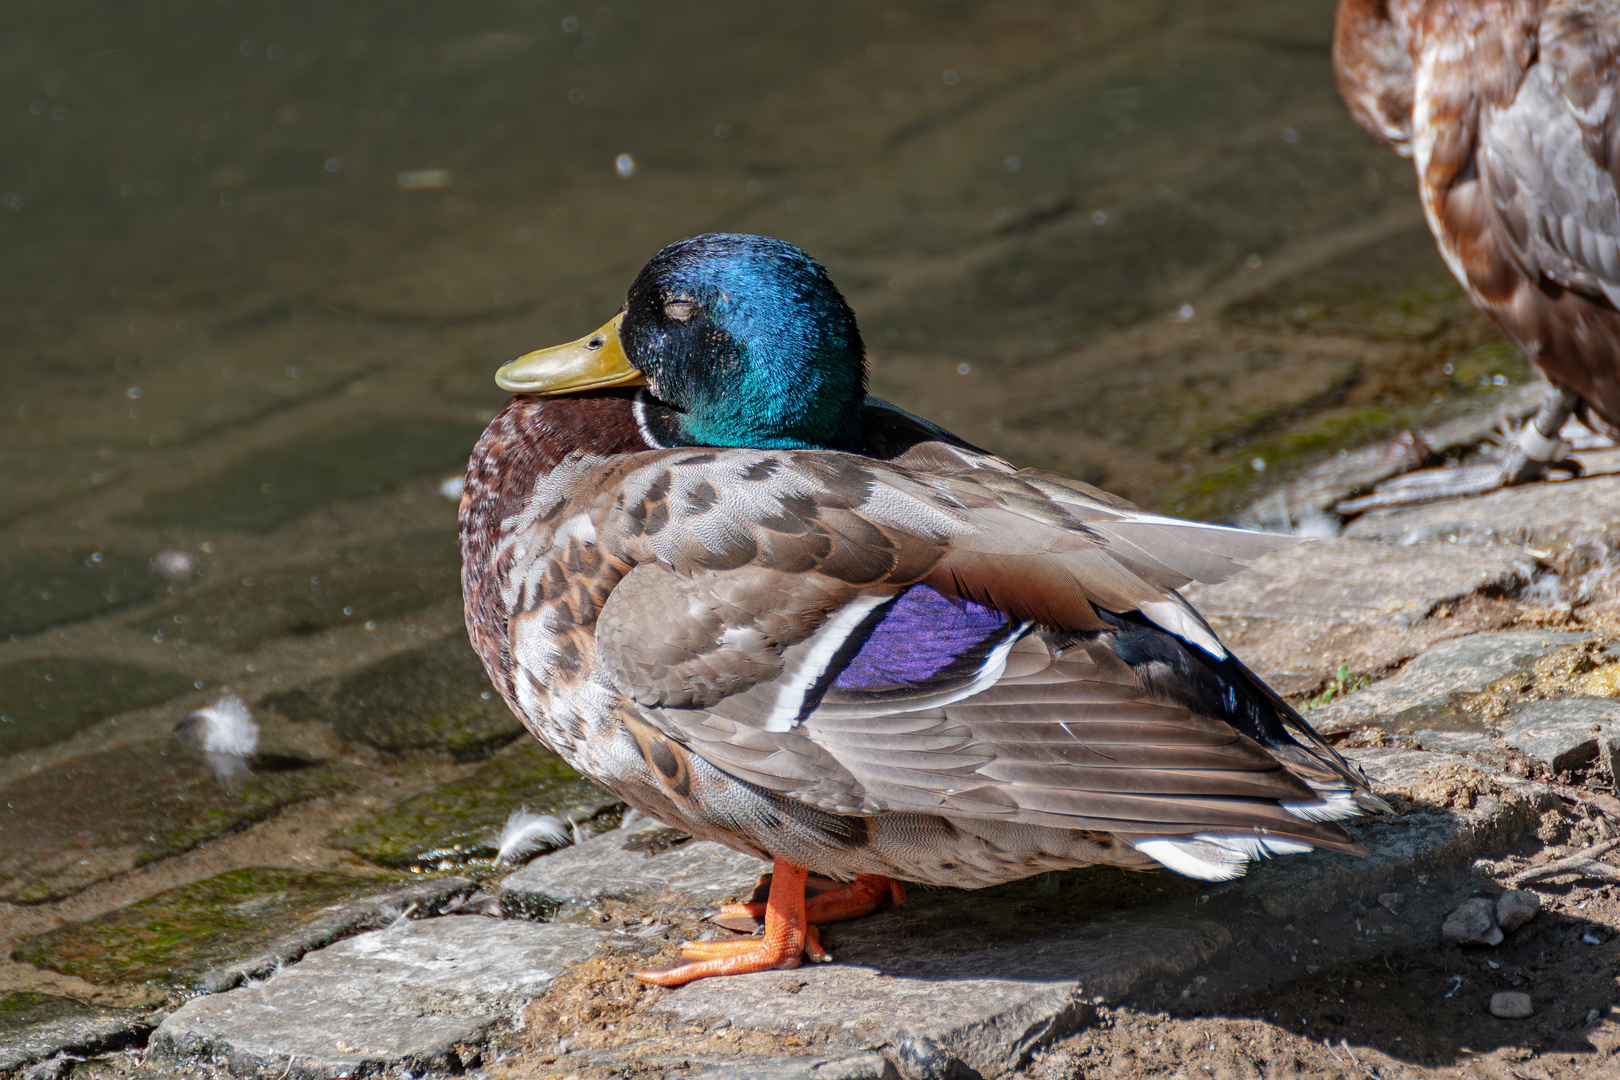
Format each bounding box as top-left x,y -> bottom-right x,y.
1335,0 -> 1620,434
462,390 -> 1375,888
459,390 -> 651,701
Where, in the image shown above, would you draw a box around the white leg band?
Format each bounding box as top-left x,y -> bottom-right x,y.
1518,425 -> 1570,462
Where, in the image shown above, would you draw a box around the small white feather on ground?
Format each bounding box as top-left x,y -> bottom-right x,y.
174,691 -> 259,785
494,807 -> 572,864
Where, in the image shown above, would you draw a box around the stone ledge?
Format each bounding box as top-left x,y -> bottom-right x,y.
147,917 -> 608,1080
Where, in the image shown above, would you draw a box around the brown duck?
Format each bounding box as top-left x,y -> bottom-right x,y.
1335,0 -> 1620,506
459,233 -> 1384,985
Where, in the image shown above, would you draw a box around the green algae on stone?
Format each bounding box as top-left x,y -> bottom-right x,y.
266,633 -> 521,758
0,658 -> 196,756
131,531 -> 460,653
330,739 -> 617,870
0,549 -> 173,639
0,743 -> 355,903
1225,225 -> 1476,342
9,868 -> 469,993
126,418 -> 484,534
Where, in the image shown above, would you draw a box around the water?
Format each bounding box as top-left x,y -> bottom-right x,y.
0,0 -> 1526,1007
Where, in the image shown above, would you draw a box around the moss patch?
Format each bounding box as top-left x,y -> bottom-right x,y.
0,658 -> 196,756
11,868 -> 392,990
126,418 -> 483,534
330,739 -> 616,870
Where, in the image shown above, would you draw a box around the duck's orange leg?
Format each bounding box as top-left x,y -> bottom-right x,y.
635,860 -> 824,986
707,873 -> 905,932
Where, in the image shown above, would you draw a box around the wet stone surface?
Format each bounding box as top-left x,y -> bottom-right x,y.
149,917 -> 606,1080
264,634 -> 519,758
0,992 -> 157,1073
134,531 -> 461,654
125,419 -> 485,534
330,739 -> 617,871
11,870 -> 476,996
0,744 -> 352,903
0,550 -> 176,641
0,658 -> 196,757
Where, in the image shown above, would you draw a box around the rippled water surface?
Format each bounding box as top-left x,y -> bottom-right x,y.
0,0 -> 1530,1003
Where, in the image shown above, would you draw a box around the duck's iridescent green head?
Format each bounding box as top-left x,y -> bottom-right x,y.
496,234 -> 867,452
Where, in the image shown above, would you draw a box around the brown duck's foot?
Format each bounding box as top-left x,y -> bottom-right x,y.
707,873 -> 906,932
1336,390 -> 1585,516
635,860 -> 822,986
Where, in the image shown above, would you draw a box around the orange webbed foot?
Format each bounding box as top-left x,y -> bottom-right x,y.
707,873 -> 905,932
636,861 -> 824,986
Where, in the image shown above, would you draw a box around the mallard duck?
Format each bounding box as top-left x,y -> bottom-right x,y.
1333,0 -> 1620,510
459,233 -> 1385,986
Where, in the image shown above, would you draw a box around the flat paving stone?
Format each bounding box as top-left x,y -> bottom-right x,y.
0,992 -> 157,1073
633,747 -> 1551,1080
329,739 -> 615,871
1344,473 -> 1620,552
656,914 -> 1227,1080
149,917 -> 607,1080
0,744 -> 357,903
1307,630 -> 1592,740
265,633 -> 521,758
1182,538 -> 1537,696
13,871 -> 476,995
499,817 -> 764,920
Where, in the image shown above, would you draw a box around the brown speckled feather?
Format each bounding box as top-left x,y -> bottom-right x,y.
1335,0 -> 1620,433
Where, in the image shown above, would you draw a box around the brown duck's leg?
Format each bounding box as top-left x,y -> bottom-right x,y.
1336,388 -> 1584,515
635,859 -> 823,986
707,873 -> 905,933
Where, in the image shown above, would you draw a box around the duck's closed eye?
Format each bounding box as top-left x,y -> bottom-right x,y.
664,298 -> 698,322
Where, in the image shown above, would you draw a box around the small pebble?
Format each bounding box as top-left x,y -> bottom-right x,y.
1490,991 -> 1533,1019
1377,892 -> 1405,914
1496,889 -> 1540,932
1442,898 -> 1503,945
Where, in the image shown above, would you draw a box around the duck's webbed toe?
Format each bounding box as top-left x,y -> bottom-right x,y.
636,860 -> 828,986
707,873 -> 906,932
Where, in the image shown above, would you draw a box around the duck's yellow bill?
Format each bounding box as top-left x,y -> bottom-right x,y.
495,313 -> 646,394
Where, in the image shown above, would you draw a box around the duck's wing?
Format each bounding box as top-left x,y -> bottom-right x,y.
583,449 -> 1372,878
1481,10 -> 1620,310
